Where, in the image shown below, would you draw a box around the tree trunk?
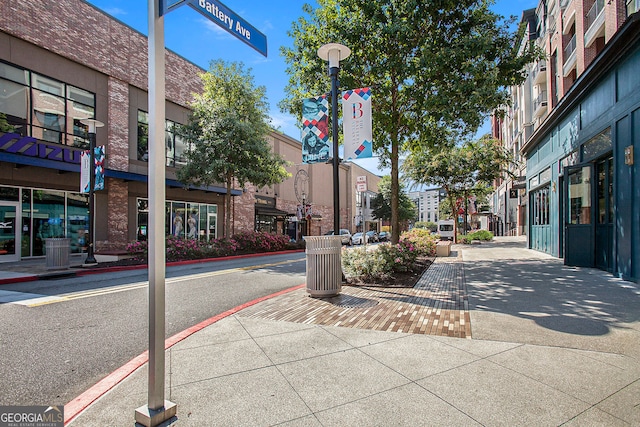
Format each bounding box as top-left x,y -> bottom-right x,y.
445,186 -> 458,244
225,173 -> 233,237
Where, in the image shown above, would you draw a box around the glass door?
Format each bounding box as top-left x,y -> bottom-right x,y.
564,164 -> 594,267
0,202 -> 20,262
207,213 -> 217,241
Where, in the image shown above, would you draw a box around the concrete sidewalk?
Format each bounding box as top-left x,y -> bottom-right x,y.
62,237 -> 640,425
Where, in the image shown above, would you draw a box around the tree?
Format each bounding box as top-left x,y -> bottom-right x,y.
403,135 -> 514,242
371,175 -> 416,226
178,60 -> 291,237
280,0 -> 539,244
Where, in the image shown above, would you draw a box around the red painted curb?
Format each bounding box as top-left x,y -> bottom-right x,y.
63,283 -> 305,425
0,275 -> 38,285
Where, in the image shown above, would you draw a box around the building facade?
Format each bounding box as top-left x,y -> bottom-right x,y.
493,0 -> 640,282
409,188 -> 443,224
0,0 -> 379,262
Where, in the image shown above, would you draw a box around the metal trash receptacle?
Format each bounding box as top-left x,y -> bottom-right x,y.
304,235 -> 342,297
45,238 -> 71,270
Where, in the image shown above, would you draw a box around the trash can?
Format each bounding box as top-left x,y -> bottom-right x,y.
304,235 -> 343,297
45,238 -> 71,270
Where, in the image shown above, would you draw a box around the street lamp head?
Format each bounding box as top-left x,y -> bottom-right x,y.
317,43 -> 351,69
80,118 -> 105,134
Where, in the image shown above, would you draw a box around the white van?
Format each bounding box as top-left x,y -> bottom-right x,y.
437,219 -> 455,241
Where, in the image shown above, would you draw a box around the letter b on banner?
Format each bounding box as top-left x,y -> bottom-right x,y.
351,102 -> 364,119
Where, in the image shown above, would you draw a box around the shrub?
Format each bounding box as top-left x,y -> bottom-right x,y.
126,230 -> 294,262
342,238 -> 426,282
342,247 -> 393,282
231,231 -> 289,253
470,230 -> 494,241
400,228 -> 438,257
126,240 -> 148,261
458,230 -> 494,244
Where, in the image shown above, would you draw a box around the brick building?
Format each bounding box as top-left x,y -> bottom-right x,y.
0,0 -> 379,261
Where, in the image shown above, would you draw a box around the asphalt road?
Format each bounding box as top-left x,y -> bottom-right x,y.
0,252 -> 306,406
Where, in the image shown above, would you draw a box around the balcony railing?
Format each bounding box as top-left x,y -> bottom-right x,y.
564,34 -> 576,61
533,91 -> 548,116
585,0 -> 605,32
532,60 -> 547,83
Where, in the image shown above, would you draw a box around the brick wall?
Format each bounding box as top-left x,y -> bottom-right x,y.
107,77 -> 129,172
98,178 -> 129,252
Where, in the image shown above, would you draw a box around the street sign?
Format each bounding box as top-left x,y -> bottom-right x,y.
356,175 -> 367,183
357,182 -> 367,192
187,0 -> 267,57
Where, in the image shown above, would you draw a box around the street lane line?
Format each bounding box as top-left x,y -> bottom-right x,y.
24,258 -> 303,307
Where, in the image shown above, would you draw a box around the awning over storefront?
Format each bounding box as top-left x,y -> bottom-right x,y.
255,206 -> 290,217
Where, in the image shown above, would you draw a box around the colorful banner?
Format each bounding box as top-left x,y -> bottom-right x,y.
301,95 -> 330,164
342,87 -> 373,160
80,145 -> 105,193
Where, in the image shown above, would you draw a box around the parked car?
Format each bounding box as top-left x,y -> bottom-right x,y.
378,231 -> 390,242
365,231 -> 379,243
325,229 -> 353,245
352,232 -> 365,245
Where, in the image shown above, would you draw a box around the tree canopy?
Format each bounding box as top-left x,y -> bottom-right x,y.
403,135 -> 515,241
280,0 -> 539,243
178,60 -> 291,237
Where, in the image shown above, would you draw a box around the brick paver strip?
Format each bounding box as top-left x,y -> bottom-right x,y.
239,253 -> 472,338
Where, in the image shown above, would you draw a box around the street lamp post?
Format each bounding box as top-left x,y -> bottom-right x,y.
81,118 -> 104,265
318,43 -> 350,235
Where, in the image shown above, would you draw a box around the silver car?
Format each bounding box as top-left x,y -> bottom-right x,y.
325,229 -> 353,245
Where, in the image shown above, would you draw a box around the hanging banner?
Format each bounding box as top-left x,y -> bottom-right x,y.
95,145 -> 105,191
80,145 -> 106,193
80,151 -> 90,193
301,95 -> 330,164
342,87 -> 373,160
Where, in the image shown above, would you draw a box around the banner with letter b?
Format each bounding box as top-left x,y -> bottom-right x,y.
342,87 -> 372,160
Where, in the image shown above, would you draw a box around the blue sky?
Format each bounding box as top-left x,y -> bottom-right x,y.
85,0 -> 537,174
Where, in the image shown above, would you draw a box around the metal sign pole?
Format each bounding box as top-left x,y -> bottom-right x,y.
135,0 -> 176,425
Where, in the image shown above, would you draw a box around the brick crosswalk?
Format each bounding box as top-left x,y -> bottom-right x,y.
239,254 -> 472,338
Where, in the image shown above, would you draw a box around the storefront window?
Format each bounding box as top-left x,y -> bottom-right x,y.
32,190 -> 65,256
137,110 -> 186,166
67,193 -> 89,254
186,204 -> 199,239
531,186 -> 550,226
171,202 -> 186,238
137,198 -> 217,242
568,166 -> 591,225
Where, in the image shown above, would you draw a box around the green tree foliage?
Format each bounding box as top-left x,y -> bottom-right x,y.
371,175 -> 416,224
280,0 -> 539,244
0,113 -> 16,132
404,135 -> 514,241
178,60 -> 291,237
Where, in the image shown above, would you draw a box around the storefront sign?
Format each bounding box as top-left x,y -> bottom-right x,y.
0,133 -> 82,164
